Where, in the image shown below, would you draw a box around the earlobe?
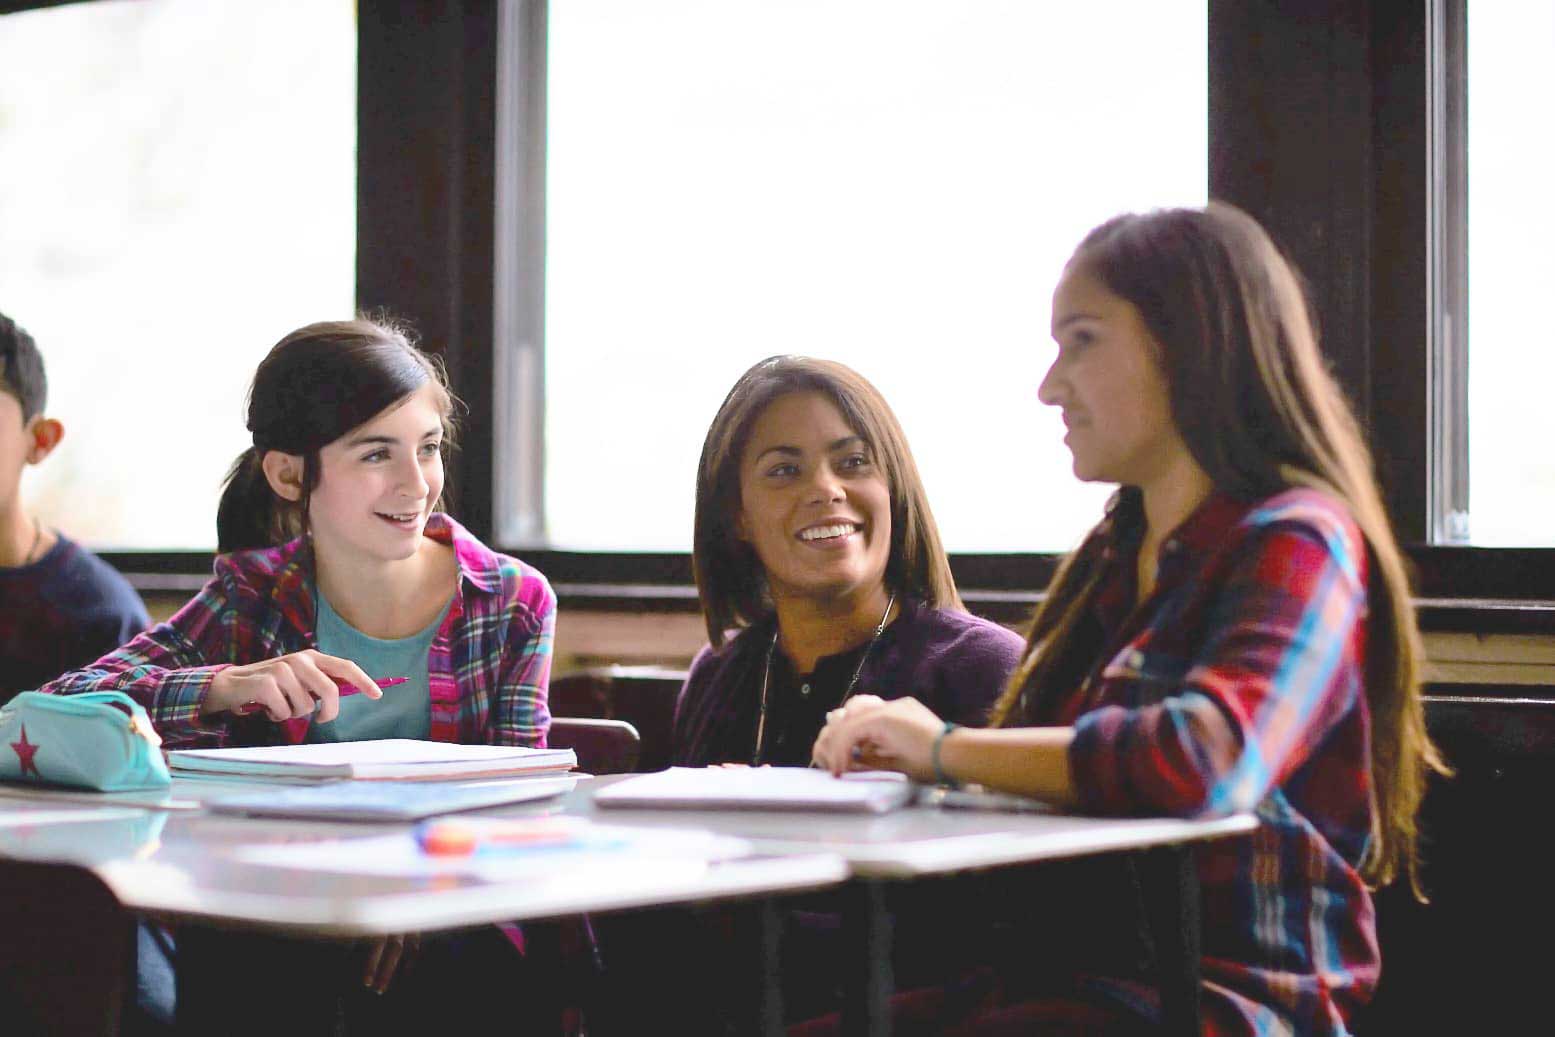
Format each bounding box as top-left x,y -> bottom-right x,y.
260,450 -> 306,502
25,418 -> 64,464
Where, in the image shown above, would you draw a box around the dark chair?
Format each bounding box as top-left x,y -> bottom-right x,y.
1360,690 -> 1555,1034
550,666 -> 687,772
548,716 -> 642,775
0,858 -> 136,1035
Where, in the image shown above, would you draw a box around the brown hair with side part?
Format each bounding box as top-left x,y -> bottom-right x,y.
991,202 -> 1446,895
692,355 -> 961,646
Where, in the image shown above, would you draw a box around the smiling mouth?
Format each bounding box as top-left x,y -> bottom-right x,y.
376,511 -> 421,524
797,522 -> 861,543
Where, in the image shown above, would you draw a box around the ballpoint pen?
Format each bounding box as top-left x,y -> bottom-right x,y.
236,675 -> 407,716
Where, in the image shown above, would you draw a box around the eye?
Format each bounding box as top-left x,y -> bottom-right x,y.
765,462 -> 799,479
839,452 -> 871,471
362,448 -> 390,463
419,441 -> 442,458
1063,328 -> 1096,353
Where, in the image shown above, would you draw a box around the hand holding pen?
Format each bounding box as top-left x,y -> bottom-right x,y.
202,649 -> 395,724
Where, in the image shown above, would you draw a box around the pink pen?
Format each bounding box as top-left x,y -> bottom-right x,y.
237,676 -> 407,716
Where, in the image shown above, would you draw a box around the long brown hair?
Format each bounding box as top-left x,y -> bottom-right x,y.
992,203 -> 1445,894
693,355 -> 961,646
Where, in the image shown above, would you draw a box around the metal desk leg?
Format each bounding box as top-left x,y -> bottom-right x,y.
1139,845 -> 1202,1037
753,896 -> 785,1037
840,879 -> 894,1037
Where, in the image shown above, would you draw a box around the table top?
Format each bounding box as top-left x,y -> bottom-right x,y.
581,775 -> 1258,878
0,771 -> 1256,934
0,781 -> 848,937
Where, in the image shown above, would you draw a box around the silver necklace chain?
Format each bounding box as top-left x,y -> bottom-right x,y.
752,592 -> 896,765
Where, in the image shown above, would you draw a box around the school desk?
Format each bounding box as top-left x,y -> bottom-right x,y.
0,786 -> 848,1035
578,775 -> 1258,1036
1,778 -> 1254,1036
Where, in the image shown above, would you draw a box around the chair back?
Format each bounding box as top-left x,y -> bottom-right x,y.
550,666 -> 687,771
549,716 -> 643,775
0,859 -> 134,1034
1361,689 -> 1555,1033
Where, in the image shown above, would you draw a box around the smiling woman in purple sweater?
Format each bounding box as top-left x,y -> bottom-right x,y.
673,355 -> 1023,768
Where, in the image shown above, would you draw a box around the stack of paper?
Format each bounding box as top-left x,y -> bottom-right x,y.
169,739 -> 576,782
206,775 -> 581,821
594,766 -> 915,814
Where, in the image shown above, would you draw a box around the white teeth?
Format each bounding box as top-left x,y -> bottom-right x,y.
381,513 -> 417,522
799,523 -> 858,542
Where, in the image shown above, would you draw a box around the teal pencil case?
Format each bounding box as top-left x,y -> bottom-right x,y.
0,691 -> 172,791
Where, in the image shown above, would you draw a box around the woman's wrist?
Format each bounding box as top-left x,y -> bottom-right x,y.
931,720 -> 961,787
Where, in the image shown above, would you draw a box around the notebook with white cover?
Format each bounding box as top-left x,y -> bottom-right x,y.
593,766 -> 914,814
206,774 -> 580,821
168,739 -> 576,780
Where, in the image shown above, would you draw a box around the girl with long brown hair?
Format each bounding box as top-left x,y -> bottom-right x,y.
814,203 -> 1444,1035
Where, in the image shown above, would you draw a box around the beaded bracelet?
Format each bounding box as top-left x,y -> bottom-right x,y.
931,720 -> 961,788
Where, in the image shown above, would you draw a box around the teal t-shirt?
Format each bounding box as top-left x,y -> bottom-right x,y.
305,591 -> 451,743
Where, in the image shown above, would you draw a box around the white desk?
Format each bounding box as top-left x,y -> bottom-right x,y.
581,775 -> 1257,1036
0,782 -> 847,938
0,782 -> 846,1037
1,776 -> 1254,1036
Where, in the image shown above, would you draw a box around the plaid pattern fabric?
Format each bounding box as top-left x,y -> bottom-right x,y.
39,514 -> 554,750
1049,489 -> 1377,1036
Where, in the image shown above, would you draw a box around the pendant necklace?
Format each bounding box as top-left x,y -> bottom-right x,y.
751,592 -> 896,765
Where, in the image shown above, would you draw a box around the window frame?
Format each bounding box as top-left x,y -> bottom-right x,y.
9,0 -> 1547,632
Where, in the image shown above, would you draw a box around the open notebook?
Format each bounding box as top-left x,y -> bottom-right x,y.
168,739 -> 576,781
593,766 -> 915,814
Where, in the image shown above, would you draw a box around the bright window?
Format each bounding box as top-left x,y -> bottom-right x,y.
0,0 -> 356,550
1465,0 -> 1555,545
543,1 -> 1207,552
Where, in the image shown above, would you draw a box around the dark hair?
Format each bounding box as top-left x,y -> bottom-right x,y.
216,317 -> 457,553
990,202 -> 1445,894
692,355 -> 961,646
0,310 -> 46,420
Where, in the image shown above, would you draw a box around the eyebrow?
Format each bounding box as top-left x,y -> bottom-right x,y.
344,426 -> 443,449
1053,311 -> 1104,332
752,435 -> 866,465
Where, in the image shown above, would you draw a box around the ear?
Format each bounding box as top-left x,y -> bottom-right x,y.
24,417 -> 63,465
260,450 -> 306,502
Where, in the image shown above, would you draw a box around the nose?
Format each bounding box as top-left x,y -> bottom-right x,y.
398,453 -> 430,499
1037,355 -> 1065,408
804,462 -> 846,504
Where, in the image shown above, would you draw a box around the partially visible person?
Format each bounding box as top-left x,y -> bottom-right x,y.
674,354 -> 1023,768
815,203 -> 1446,1036
0,310 -> 150,704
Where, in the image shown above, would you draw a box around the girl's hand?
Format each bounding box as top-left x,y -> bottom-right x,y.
203,650 -> 380,724
362,932 -> 421,994
811,694 -> 945,781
